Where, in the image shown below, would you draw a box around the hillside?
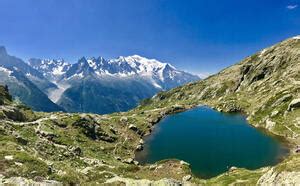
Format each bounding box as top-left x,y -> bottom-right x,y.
1,36 -> 300,185
143,36 -> 300,141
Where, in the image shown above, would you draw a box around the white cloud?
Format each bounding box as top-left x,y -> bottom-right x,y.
287,4 -> 298,10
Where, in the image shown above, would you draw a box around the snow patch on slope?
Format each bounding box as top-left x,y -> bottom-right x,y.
48,82 -> 70,103
259,49 -> 268,58
0,66 -> 13,76
292,35 -> 300,40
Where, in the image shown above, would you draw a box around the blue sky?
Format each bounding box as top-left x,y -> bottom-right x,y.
0,0 -> 299,76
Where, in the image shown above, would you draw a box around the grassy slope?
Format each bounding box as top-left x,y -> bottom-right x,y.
1,36 -> 300,185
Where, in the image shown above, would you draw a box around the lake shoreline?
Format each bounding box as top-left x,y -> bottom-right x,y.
134,104 -> 292,179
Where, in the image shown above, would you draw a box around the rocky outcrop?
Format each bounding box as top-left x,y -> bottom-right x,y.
272,94 -> 292,107
265,119 -> 276,130
288,98 -> 300,111
105,176 -> 184,186
0,176 -> 62,186
182,175 -> 192,181
2,107 -> 26,122
0,85 -> 12,105
257,168 -> 300,185
71,117 -> 116,142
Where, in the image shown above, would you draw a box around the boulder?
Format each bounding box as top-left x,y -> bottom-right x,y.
182,175 -> 192,181
123,158 -> 134,164
14,162 -> 23,166
129,124 -> 138,131
4,155 -> 13,160
69,146 -> 82,156
288,99 -> 300,111
115,156 -> 121,161
229,166 -> 238,172
136,145 -> 143,151
180,160 -> 190,166
120,116 -> 128,123
266,119 -> 276,130
149,164 -> 157,170
139,139 -> 144,144
271,110 -> 279,117
36,130 -> 57,141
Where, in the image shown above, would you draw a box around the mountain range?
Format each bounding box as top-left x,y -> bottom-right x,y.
0,47 -> 199,113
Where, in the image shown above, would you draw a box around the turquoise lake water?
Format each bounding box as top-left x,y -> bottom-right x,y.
135,106 -> 289,178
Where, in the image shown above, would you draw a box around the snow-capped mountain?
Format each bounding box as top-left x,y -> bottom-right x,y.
30,55 -> 199,89
0,47 -> 63,112
27,54 -> 200,114
1,46 -> 199,114
28,58 -> 71,81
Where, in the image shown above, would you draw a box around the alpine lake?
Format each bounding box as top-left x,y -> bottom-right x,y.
135,106 -> 289,178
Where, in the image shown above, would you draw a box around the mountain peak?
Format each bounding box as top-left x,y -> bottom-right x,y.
0,46 -> 7,56
129,54 -> 144,60
79,57 -> 87,62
